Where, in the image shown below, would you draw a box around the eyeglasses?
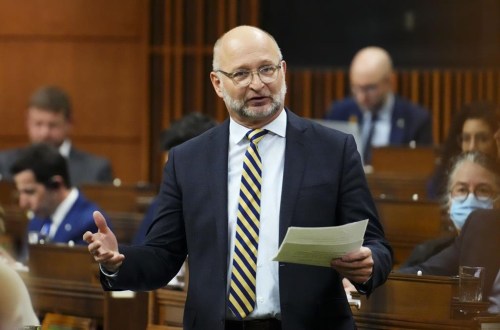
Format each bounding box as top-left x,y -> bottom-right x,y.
457,132 -> 493,146
215,63 -> 282,87
450,183 -> 497,202
351,84 -> 381,96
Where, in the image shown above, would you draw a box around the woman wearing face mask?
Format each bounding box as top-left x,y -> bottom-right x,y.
399,151 -> 500,269
427,102 -> 499,200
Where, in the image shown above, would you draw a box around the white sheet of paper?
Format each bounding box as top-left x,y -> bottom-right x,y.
272,219 -> 369,267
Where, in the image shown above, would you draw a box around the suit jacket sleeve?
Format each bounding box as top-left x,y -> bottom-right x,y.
101,148 -> 187,291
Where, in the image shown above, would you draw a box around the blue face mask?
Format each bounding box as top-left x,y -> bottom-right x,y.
449,194 -> 494,229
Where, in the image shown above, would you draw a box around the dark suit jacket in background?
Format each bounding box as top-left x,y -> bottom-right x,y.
102,110 -> 393,330
324,96 -> 433,146
398,234 -> 456,269
398,209 -> 500,300
0,146 -> 113,186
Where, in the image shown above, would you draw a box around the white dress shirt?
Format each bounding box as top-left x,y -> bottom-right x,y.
226,109 -> 287,319
48,188 -> 79,240
361,93 -> 395,148
58,139 -> 72,158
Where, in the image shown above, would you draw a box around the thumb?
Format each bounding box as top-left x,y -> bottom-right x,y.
93,211 -> 109,233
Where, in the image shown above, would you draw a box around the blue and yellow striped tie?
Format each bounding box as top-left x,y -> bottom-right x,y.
228,128 -> 268,319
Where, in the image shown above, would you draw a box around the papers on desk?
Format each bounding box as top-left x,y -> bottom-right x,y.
272,219 -> 368,267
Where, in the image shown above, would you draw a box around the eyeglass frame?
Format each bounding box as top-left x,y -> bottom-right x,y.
350,75 -> 391,96
449,182 -> 498,203
214,61 -> 283,87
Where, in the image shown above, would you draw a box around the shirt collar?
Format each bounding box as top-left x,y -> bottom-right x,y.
229,108 -> 287,145
363,93 -> 394,122
51,188 -> 79,229
59,139 -> 71,158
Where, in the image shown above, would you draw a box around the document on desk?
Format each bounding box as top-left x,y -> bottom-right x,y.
272,219 -> 368,267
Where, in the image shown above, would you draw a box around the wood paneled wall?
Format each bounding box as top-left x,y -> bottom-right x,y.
0,0 -> 149,183
1,1 -> 498,184
148,0 -> 261,183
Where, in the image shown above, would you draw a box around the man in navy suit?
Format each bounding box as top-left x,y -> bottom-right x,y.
10,143 -> 105,255
324,47 -> 433,163
84,25 -> 392,330
0,86 -> 113,186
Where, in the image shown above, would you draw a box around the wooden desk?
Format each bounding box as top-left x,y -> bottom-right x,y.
80,183 -> 157,213
107,211 -> 144,244
3,206 -> 29,258
26,244 -> 148,330
367,172 -> 429,201
352,273 -> 494,330
148,288 -> 186,329
371,146 -> 438,177
375,198 -> 450,266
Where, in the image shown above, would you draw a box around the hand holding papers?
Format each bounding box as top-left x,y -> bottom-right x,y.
272,219 -> 368,267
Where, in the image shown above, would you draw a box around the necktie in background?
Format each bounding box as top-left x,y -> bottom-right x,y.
228,128 -> 268,319
363,113 -> 378,164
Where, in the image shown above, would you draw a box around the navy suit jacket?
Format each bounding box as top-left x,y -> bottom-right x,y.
0,146 -> 113,186
27,192 -> 104,245
398,209 -> 500,300
103,110 -> 393,330
324,96 -> 433,146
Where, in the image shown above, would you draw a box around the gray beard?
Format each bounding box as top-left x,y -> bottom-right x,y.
222,82 -> 287,120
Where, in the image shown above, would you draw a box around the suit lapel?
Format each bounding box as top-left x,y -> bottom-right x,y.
206,120 -> 230,271
279,111 -> 308,243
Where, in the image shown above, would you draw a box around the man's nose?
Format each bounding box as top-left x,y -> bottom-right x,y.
468,137 -> 479,151
249,72 -> 264,89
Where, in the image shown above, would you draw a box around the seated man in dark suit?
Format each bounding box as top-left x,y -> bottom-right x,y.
10,144 -> 108,259
324,47 -> 433,163
398,209 -> 500,313
0,86 -> 113,186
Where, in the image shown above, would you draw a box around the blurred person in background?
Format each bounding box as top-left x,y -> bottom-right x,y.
0,86 -> 113,186
0,207 -> 39,328
427,102 -> 499,199
10,143 -> 109,261
399,151 -> 500,269
398,208 -> 500,314
324,46 -> 433,164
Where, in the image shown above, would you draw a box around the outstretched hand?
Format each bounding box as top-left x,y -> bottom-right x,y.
83,211 -> 125,273
330,246 -> 373,284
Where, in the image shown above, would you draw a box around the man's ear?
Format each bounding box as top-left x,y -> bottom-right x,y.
210,72 -> 224,98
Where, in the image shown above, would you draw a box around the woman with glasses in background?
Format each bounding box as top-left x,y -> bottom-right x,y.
427,102 -> 499,200
400,151 -> 500,269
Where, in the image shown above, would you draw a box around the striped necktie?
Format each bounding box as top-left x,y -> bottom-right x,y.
228,128 -> 268,319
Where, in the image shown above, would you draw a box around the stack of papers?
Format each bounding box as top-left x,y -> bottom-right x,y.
272,219 -> 368,267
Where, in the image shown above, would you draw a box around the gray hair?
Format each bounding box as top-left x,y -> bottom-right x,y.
444,151 -> 500,205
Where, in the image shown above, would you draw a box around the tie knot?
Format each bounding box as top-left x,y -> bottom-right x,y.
246,129 -> 268,145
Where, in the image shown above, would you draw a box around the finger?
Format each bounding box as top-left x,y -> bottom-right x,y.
87,241 -> 102,254
341,247 -> 371,262
93,211 -> 109,233
83,231 -> 94,243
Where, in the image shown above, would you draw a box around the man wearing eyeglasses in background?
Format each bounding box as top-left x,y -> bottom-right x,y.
84,25 -> 393,329
324,46 -> 433,164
